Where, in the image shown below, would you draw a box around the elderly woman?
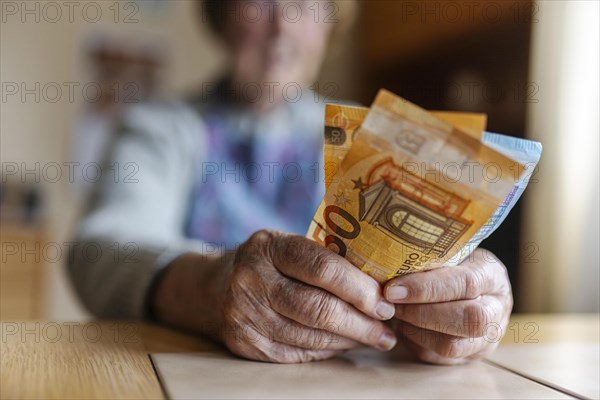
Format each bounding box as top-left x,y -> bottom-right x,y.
69,0 -> 513,364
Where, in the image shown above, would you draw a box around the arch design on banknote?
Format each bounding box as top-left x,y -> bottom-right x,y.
358,158 -> 473,257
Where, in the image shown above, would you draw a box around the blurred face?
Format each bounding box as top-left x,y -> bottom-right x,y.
224,0 -> 333,111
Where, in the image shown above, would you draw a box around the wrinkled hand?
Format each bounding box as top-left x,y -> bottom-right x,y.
218,230 -> 397,363
384,248 -> 513,365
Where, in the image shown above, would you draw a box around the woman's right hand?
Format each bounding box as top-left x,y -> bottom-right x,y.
153,230 -> 397,363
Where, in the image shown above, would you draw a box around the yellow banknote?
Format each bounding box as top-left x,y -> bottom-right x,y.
323,104 -> 369,187
309,90 -> 524,283
323,104 -> 488,188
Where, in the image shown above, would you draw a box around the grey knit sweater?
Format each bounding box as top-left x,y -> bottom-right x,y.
68,94 -> 324,319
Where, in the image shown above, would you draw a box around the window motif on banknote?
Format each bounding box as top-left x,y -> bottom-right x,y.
359,158 -> 472,258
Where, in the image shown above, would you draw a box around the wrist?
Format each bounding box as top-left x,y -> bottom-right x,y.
151,251 -> 233,341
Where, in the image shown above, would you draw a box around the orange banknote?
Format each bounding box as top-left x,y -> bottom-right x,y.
308,90 -> 535,283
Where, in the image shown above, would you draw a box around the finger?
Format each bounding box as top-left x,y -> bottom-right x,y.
394,295 -> 507,338
225,324 -> 345,363
384,248 -> 510,304
270,278 -> 397,351
402,335 -> 468,365
396,321 -> 497,364
259,312 -> 361,351
272,234 -> 395,321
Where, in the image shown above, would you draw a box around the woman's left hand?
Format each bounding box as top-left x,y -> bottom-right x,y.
384,248 -> 513,365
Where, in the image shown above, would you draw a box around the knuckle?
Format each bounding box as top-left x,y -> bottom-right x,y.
505,291 -> 514,313
464,268 -> 485,299
363,321 -> 385,344
270,278 -> 287,300
247,229 -> 276,246
273,234 -> 310,268
282,235 -> 310,265
270,278 -> 295,311
229,257 -> 273,305
494,259 -> 513,299
463,303 -> 488,335
309,252 -> 340,284
238,230 -> 275,263
357,284 -> 378,311
307,292 -> 341,328
307,330 -> 329,351
478,248 -> 501,266
278,236 -> 344,287
420,279 -> 439,302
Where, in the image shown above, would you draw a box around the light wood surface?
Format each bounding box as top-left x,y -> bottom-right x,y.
491,314 -> 600,399
500,313 -> 599,344
152,348 -> 569,399
0,321 -> 163,399
1,314 -> 597,399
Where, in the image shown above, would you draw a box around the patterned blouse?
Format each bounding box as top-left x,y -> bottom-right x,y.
185,83 -> 327,249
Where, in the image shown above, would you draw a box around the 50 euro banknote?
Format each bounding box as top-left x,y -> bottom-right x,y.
307,90 -> 542,283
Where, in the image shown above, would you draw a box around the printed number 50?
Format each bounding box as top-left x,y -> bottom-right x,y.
323,205 -> 360,257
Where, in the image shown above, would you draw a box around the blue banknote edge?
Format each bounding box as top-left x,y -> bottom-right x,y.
450,132 -> 543,265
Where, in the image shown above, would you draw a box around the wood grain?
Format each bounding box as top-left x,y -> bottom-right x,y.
1,321 -> 163,399
1,315 -> 597,399
492,314 -> 600,399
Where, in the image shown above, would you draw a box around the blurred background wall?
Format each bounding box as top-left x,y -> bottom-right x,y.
1,0 -> 598,321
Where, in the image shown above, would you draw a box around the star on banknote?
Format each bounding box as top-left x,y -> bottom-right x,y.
334,191 -> 351,207
352,177 -> 367,190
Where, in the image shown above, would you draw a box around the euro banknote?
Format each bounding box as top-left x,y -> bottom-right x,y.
308,90 -> 541,282
322,104 -> 489,188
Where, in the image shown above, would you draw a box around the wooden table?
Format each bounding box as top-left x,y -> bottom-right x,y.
489,314 -> 599,399
1,314 -> 598,399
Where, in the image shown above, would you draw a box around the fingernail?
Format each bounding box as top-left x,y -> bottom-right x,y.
387,285 -> 408,301
375,301 -> 395,320
377,332 -> 397,351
